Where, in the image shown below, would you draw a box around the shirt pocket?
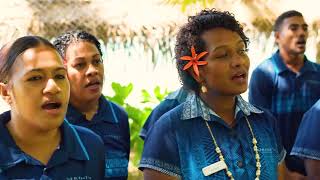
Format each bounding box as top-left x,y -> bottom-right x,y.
103,133 -> 128,177
105,156 -> 129,178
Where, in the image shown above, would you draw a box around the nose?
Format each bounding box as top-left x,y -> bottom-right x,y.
230,53 -> 247,68
298,26 -> 307,37
85,64 -> 98,77
43,79 -> 61,95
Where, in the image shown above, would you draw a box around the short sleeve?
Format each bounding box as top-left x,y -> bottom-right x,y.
291,101 -> 320,160
139,113 -> 181,177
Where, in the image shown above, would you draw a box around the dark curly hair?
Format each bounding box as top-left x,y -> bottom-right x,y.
53,30 -> 102,59
175,9 -> 249,92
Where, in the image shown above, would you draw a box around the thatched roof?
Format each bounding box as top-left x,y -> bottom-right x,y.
1,0 -> 320,62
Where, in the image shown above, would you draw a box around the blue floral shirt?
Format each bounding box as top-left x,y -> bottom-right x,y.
140,94 -> 285,180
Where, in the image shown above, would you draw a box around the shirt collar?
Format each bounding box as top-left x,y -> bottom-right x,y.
66,95 -> 118,124
272,50 -> 317,74
0,111 -> 89,169
181,94 -> 263,122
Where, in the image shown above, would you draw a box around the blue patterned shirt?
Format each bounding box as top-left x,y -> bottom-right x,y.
140,94 -> 285,180
0,111 -> 105,179
249,50 -> 320,174
291,99 -> 320,160
140,87 -> 193,140
66,96 -> 130,180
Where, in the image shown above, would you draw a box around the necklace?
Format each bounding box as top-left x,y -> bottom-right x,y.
204,116 -> 261,180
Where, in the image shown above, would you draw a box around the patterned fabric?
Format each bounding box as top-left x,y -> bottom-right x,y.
0,111 -> 105,179
249,50 -> 320,174
140,87 -> 193,140
140,94 -> 285,180
291,99 -> 320,160
66,96 -> 130,180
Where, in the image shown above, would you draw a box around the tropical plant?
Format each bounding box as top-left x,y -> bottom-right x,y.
106,82 -> 170,166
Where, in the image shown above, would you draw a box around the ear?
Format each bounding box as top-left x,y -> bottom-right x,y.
0,82 -> 12,105
274,31 -> 280,44
188,68 -> 204,85
63,59 -> 67,67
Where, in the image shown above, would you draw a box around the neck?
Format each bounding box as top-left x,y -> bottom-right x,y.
279,49 -> 304,73
7,114 -> 61,165
70,97 -> 99,120
199,92 -> 236,126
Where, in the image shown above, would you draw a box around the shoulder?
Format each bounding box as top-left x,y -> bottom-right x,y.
153,98 -> 181,114
250,57 -> 277,86
309,60 -> 320,72
153,103 -> 185,130
101,96 -> 128,123
106,99 -> 127,116
253,57 -> 275,76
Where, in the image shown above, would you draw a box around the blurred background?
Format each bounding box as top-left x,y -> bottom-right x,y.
1,0 -> 320,179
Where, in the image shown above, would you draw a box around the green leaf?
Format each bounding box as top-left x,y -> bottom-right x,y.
141,89 -> 152,103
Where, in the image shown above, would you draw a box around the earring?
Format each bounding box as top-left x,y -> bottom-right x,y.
201,85 -> 207,93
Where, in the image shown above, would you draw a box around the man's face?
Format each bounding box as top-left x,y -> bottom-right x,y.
275,16 -> 308,56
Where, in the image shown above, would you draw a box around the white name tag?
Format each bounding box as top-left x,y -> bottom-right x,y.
202,160 -> 227,176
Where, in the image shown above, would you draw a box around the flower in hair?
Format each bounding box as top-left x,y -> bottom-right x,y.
180,46 -> 208,77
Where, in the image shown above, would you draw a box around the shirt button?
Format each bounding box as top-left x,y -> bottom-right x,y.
43,167 -> 47,174
237,161 -> 244,168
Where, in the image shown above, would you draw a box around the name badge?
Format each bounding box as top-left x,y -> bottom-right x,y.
202,160 -> 227,176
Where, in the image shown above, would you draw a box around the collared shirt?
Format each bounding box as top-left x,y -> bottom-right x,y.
66,95 -> 130,180
291,99 -> 320,160
0,111 -> 105,180
140,87 -> 193,140
249,50 -> 320,174
139,94 -> 285,180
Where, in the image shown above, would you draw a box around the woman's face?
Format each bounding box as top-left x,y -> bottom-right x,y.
198,28 -> 250,96
5,46 -> 70,131
64,41 -> 104,104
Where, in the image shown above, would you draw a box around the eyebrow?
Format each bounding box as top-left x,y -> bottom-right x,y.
289,23 -> 308,27
73,53 -> 101,61
26,67 -> 67,74
210,39 -> 245,52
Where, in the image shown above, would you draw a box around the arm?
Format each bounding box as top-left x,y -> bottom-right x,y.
139,112 -> 181,179
144,169 -> 178,180
305,159 -> 320,179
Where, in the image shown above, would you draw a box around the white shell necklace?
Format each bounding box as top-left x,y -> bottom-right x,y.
204,116 -> 261,180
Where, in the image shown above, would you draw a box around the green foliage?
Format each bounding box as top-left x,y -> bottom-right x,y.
165,0 -> 215,11
106,82 -> 171,166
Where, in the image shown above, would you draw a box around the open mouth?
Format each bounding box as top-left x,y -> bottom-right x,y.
232,73 -> 246,80
41,102 -> 62,110
296,39 -> 306,46
85,81 -> 101,88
